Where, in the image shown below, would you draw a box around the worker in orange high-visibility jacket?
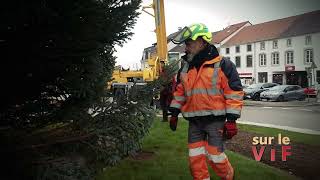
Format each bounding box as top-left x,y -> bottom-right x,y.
169,23 -> 244,180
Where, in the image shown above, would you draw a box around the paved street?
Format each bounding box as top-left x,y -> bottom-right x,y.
239,105 -> 320,133
157,99 -> 320,134
244,98 -> 320,107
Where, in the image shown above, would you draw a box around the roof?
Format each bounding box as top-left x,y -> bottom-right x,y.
143,45 -> 156,53
223,10 -> 320,46
211,21 -> 250,44
167,31 -> 179,42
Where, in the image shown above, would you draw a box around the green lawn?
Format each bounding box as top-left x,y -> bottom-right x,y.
96,118 -> 300,180
238,123 -> 320,146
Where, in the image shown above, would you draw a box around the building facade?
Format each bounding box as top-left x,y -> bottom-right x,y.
142,10 -> 320,88
220,10 -> 320,87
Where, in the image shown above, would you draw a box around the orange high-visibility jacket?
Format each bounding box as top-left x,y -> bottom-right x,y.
170,56 -> 244,118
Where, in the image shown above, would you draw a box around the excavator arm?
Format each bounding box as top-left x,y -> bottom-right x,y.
110,0 -> 176,121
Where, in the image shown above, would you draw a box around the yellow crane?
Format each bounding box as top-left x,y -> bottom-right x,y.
109,0 -> 170,95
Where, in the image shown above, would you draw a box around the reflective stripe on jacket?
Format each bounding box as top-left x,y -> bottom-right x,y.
170,56 -> 244,118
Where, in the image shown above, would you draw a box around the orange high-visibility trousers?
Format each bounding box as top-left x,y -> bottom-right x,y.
188,117 -> 234,180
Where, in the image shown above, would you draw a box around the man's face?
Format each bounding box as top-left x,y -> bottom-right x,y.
185,37 -> 205,55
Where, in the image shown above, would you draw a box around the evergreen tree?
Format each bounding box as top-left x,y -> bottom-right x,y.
0,0 -> 165,179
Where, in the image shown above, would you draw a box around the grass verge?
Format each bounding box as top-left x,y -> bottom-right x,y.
96,119 -> 299,180
238,123 -> 320,146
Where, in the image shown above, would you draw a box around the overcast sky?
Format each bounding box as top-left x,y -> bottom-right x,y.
114,0 -> 320,69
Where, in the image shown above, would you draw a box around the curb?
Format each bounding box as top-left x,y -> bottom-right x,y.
244,102 -> 320,107
155,115 -> 320,135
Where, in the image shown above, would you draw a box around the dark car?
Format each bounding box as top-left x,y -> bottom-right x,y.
260,85 -> 306,101
244,83 -> 279,101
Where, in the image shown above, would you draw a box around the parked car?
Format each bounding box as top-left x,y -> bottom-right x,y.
242,84 -> 249,89
244,83 -> 279,101
260,85 -> 306,101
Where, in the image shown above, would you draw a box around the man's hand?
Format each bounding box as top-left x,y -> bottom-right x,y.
223,121 -> 238,139
169,116 -> 178,131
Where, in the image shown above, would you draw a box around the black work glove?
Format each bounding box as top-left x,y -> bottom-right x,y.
168,107 -> 180,131
169,116 -> 178,131
226,113 -> 239,122
168,107 -> 180,117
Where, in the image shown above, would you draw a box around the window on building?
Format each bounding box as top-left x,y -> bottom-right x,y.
235,56 -> 241,67
306,35 -> 312,45
287,39 -> 292,47
236,46 -> 240,53
273,40 -> 278,49
260,41 -> 265,50
271,52 -> 279,65
246,55 -> 252,67
258,72 -> 268,83
285,51 -> 294,64
226,48 -> 230,54
247,44 -> 252,52
143,51 -> 150,60
259,54 -> 266,66
305,49 -> 313,63
317,71 -> 320,84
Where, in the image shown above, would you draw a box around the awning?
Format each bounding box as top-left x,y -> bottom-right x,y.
238,73 -> 252,77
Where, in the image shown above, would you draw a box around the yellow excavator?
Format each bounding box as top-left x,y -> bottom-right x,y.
110,0 -> 167,85
109,0 -> 175,95
109,0 -> 181,121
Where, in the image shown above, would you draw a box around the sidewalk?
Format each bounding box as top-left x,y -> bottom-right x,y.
244,98 -> 320,107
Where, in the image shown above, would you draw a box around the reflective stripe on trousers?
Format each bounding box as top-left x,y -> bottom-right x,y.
188,141 -> 210,180
188,117 -> 234,180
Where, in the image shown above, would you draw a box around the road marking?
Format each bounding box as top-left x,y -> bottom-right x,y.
300,109 -> 313,112
281,108 -> 293,110
262,107 -> 273,109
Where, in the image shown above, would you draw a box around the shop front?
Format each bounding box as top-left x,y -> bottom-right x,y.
272,73 -> 284,85
285,66 -> 308,87
239,73 -> 253,85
